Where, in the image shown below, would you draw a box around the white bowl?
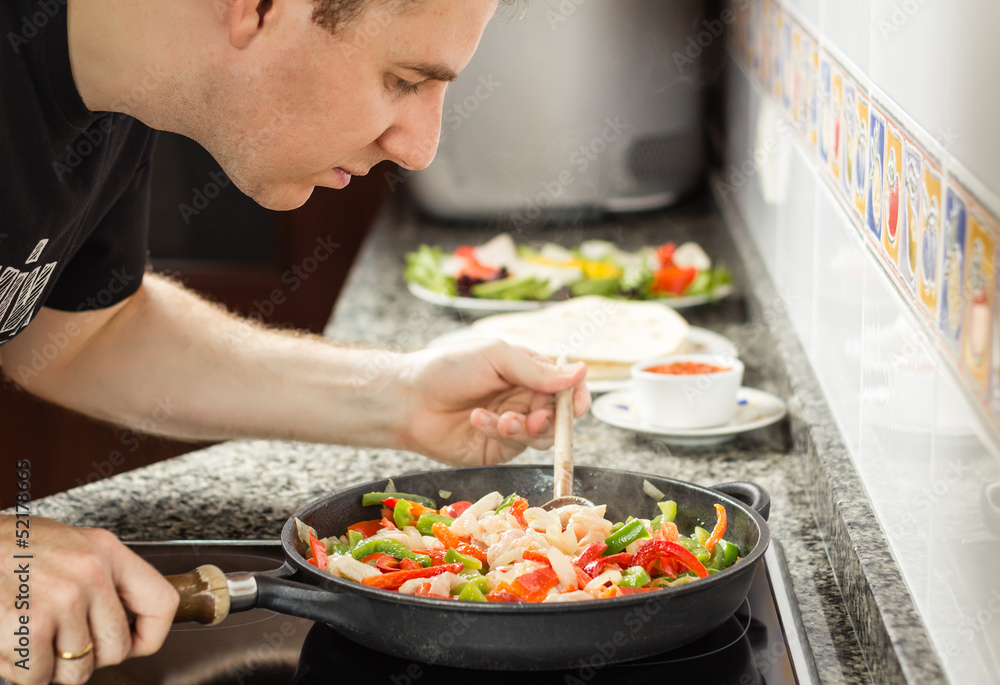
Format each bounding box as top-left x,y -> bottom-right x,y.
630,353 -> 745,429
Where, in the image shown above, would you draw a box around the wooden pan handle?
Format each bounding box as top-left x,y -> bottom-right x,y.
166,564 -> 232,625
553,355 -> 575,499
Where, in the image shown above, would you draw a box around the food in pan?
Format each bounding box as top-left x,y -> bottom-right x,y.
295,489 -> 739,602
404,234 -> 732,303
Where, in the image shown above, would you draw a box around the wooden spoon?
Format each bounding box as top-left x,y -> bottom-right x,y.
541,355 -> 594,511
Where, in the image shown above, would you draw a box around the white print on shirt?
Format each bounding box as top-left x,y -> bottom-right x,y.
0,240 -> 57,337
25,238 -> 48,263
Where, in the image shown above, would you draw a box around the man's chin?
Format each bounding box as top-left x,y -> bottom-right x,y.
243,182 -> 316,211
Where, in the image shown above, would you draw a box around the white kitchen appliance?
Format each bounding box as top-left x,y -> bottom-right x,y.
406,0 -> 707,223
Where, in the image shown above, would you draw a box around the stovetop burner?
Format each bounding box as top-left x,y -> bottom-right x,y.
84,540 -> 817,685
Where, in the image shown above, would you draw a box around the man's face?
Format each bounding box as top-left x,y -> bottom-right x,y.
199,0 -> 497,210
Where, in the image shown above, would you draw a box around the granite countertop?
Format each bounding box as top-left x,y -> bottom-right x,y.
27,193 -> 874,683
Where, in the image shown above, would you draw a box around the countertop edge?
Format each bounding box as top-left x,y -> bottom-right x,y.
712,179 -> 947,685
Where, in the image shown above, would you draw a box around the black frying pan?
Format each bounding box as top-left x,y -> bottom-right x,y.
167,465 -> 770,670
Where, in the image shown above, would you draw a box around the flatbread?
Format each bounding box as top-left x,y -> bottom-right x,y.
470,296 -> 690,378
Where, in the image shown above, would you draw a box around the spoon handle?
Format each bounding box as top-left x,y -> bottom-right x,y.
553,355 -> 575,499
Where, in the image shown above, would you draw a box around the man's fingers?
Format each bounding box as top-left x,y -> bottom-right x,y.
487,344 -> 587,395
108,547 -> 179,658
51,619 -> 96,684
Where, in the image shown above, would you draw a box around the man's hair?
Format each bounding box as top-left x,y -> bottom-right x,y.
312,0 -> 519,35
311,0 -> 410,34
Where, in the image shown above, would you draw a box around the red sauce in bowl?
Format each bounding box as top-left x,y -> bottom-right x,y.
643,361 -> 731,375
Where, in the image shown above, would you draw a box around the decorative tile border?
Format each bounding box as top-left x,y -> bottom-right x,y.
727,0 -> 1000,450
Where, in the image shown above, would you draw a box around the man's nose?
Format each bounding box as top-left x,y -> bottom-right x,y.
379,90 -> 446,171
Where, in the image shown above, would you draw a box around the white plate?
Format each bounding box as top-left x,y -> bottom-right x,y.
591,388 -> 787,446
425,327 -> 738,394
407,281 -> 734,314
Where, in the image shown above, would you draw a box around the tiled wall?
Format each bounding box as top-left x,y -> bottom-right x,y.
721,0 -> 1000,681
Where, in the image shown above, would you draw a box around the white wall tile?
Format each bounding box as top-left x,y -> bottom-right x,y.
944,0 -> 1000,195
774,142 -> 817,352
859,258 -> 935,607
822,0 -> 870,76
812,182 -> 864,456
739,84 -> 783,274
869,0 -> 950,145
782,0 -> 822,35
923,369 -> 1000,682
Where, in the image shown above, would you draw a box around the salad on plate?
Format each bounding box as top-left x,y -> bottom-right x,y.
404,234 -> 732,306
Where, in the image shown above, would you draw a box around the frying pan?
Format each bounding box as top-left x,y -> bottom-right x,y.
167,465 -> 770,670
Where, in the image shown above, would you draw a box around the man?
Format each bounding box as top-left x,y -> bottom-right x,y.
0,0 -> 590,682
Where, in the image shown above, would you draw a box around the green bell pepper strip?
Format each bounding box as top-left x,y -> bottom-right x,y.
457,582 -> 488,602
445,547 -> 482,571
602,519 -> 650,556
619,566 -> 651,588
350,538 -> 431,567
360,491 -> 437,509
693,526 -> 711,547
706,541 -> 728,571
322,537 -> 350,556
347,529 -> 364,550
720,539 -> 739,567
657,500 -> 677,522
676,537 -> 711,564
495,492 -> 519,513
609,521 -> 625,535
415,513 -> 454,535
393,500 -> 413,529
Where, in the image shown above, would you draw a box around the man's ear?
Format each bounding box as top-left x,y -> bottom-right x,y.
228,0 -> 274,49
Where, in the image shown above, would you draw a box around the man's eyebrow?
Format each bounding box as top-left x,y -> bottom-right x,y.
396,63 -> 459,83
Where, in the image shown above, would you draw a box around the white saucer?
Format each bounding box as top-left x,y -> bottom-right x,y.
591,388 -> 787,446
425,327 -> 737,394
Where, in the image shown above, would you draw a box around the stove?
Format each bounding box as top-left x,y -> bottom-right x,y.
85,540 -> 818,685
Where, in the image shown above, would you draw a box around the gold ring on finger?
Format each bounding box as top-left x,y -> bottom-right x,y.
57,640 -> 94,660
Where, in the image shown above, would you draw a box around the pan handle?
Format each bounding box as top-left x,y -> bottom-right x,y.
710,482 -> 770,521
167,562 -> 344,625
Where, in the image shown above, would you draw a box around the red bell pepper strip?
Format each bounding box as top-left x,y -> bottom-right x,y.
399,557 -> 424,571
308,531 -> 327,570
512,567 -> 559,602
375,555 -> 400,573
632,540 -> 709,578
456,542 -> 488,563
444,501 -> 473,518
361,562 -> 464,590
485,582 -> 525,603
651,265 -> 698,296
522,550 -> 550,564
509,497 -> 529,529
573,542 -> 607,569
574,566 -> 594,589
583,552 -> 633,578
381,497 -> 399,509
656,242 -> 677,267
618,586 -> 656,595
346,519 -> 382,539
704,504 -> 727,553
360,552 -> 384,564
379,516 -> 398,531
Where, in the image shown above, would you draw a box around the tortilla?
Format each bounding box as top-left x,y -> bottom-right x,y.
469,296 -> 690,379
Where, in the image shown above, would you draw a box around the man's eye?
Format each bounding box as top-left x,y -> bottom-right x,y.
393,76 -> 421,95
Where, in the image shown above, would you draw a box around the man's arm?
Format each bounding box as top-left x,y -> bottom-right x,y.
0,272 -> 590,464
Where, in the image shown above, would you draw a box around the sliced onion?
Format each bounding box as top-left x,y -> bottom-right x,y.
584,570 -> 622,593
545,546 -> 577,589
642,479 -> 665,501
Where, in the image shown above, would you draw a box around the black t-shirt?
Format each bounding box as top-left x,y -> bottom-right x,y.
0,0 -> 155,347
